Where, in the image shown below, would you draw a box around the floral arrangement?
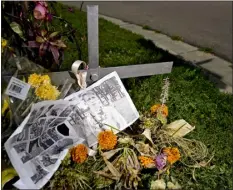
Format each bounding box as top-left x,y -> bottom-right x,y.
1,1 -> 82,71
1,73 -> 61,151
47,78 -> 212,190
28,73 -> 60,100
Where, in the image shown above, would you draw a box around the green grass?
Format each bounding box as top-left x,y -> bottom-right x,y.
56,3 -> 233,189
170,35 -> 183,41
199,47 -> 214,54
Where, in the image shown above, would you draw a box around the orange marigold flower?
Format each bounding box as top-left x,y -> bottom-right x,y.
98,130 -> 117,150
163,147 -> 180,164
71,144 -> 88,163
150,104 -> 168,117
138,156 -> 155,168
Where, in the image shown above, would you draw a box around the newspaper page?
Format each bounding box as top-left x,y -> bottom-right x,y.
65,71 -> 139,147
4,100 -> 86,189
4,71 -> 139,189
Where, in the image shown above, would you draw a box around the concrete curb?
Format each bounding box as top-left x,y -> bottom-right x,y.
99,14 -> 232,94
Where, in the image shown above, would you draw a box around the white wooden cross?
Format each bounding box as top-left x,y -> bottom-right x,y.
3,5 -> 173,87
50,5 -> 173,86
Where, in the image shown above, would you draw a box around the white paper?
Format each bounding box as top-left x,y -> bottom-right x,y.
5,71 -> 139,189
5,77 -> 31,100
5,100 -> 85,189
65,71 -> 139,147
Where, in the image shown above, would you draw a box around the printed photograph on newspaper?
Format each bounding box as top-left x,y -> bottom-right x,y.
65,71 -> 139,147
4,100 -> 86,189
4,71 -> 139,189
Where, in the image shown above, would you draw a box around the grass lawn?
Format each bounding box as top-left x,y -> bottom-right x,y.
55,3 -> 233,190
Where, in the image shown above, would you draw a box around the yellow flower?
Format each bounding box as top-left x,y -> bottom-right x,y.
71,144 -> 88,163
163,147 -> 180,164
1,38 -> 8,52
98,130 -> 117,150
138,156 -> 154,168
2,99 -> 9,115
150,104 -> 168,117
40,75 -> 51,84
28,73 -> 42,88
28,74 -> 51,88
35,83 -> 60,100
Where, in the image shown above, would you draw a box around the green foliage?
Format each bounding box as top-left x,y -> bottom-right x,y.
199,47 -> 214,54
125,67 -> 233,189
54,3 -> 169,71
48,153 -> 105,190
50,3 -> 233,189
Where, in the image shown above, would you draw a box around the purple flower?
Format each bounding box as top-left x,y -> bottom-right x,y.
46,13 -> 53,22
155,153 -> 167,170
68,7 -> 74,13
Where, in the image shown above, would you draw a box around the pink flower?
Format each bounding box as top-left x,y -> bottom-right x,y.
68,7 -> 74,13
34,1 -> 48,8
38,1 -> 48,8
33,3 -> 47,20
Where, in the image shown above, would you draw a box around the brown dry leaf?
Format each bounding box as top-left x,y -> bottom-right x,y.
135,142 -> 156,157
142,128 -> 155,145
103,156 -> 121,179
130,149 -> 140,170
165,119 -> 195,137
94,171 -> 119,181
102,148 -> 123,160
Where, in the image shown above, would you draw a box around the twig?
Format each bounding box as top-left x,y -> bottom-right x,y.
80,2 -> 84,11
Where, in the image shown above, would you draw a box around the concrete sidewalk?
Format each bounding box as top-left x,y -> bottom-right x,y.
99,14 -> 232,93
64,1 -> 232,62
62,2 -> 232,93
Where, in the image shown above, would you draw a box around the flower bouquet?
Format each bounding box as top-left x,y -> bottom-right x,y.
1,71 -> 73,157
46,78 -> 212,190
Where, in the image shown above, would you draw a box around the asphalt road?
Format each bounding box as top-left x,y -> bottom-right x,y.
63,1 -> 232,62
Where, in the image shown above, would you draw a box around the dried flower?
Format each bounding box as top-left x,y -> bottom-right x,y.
98,130 -> 117,150
35,83 -> 60,100
138,156 -> 155,168
28,73 -> 51,88
34,3 -> 47,20
155,153 -> 167,170
163,147 -> 181,164
150,179 -> 166,190
150,104 -> 168,117
71,144 -> 88,163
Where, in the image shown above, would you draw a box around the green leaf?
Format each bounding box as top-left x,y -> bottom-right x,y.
1,167 -> 18,189
41,30 -> 48,37
36,36 -> 45,43
157,112 -> 167,125
10,22 -> 24,39
50,40 -> 66,48
49,31 -> 59,39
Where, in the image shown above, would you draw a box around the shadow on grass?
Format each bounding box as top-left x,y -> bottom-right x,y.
136,38 -> 230,92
